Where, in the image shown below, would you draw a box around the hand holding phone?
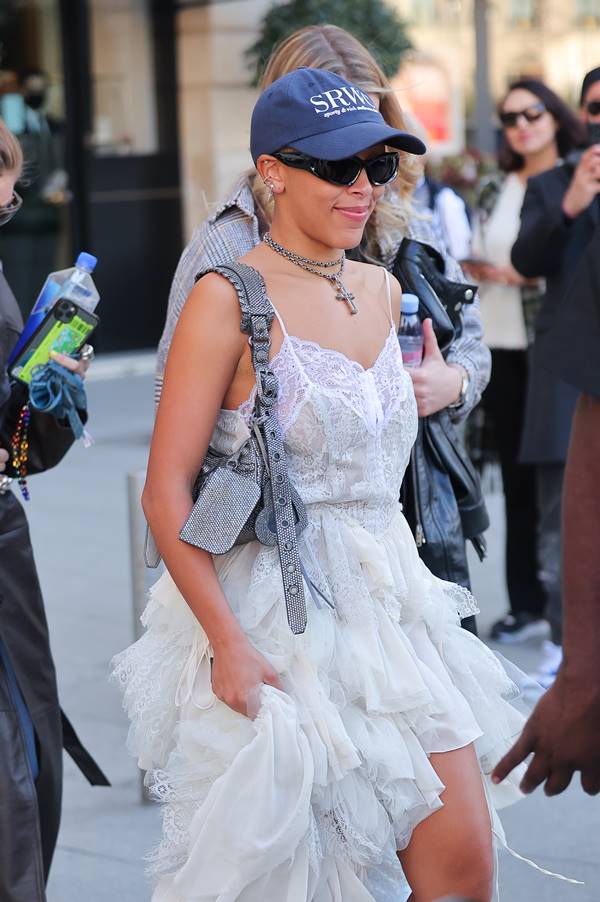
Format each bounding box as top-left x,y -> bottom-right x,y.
9,299 -> 99,385
563,144 -> 600,218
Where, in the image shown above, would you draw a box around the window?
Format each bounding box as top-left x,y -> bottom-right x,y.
89,0 -> 159,156
576,0 -> 600,25
509,0 -> 538,27
408,0 -> 464,27
410,0 -> 438,24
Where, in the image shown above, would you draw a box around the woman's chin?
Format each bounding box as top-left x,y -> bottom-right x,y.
334,224 -> 370,251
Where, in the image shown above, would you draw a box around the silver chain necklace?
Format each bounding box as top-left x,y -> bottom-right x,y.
263,232 -> 358,315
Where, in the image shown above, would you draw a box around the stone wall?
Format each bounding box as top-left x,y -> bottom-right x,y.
176,0 -> 272,238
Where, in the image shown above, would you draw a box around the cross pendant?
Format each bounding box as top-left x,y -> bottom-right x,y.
335,285 -> 358,315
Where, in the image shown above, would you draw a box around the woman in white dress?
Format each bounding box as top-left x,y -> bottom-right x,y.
114,68 -> 527,902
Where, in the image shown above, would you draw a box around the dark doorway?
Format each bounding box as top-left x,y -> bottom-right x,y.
78,0 -> 182,352
1,0 -> 183,351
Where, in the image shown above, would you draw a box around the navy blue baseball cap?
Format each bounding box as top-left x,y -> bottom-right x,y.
250,67 -> 426,163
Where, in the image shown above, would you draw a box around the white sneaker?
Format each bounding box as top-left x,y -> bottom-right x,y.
530,640 -> 563,690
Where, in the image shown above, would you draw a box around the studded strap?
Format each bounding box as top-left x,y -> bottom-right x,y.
200,262 -> 308,635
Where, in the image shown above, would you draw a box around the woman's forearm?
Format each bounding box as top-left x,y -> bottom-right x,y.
143,485 -> 247,651
445,296 -> 491,419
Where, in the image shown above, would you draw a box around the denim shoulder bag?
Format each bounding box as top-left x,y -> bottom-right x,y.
148,261 -> 310,635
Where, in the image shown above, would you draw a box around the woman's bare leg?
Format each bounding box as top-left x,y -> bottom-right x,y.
398,744 -> 494,902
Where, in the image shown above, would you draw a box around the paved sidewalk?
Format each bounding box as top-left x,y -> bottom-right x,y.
17,369 -> 598,901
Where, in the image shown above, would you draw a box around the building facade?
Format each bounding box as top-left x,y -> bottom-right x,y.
396,0 -> 600,125
1,0 -> 599,350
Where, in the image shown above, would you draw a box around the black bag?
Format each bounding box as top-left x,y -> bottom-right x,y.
393,239 -> 488,586
392,237 -> 477,353
402,412 -> 489,585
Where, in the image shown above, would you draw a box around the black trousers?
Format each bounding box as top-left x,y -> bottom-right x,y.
482,349 -> 546,618
0,495 -> 63,902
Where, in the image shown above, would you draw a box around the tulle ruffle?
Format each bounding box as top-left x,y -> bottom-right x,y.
112,509 -> 526,901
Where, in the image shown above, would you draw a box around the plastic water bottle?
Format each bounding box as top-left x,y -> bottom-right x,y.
9,252 -> 99,363
398,293 -> 423,368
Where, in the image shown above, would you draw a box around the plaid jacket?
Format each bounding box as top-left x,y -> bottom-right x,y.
155,176 -> 491,419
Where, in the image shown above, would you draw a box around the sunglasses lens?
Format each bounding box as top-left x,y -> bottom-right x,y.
588,101 -> 600,115
524,107 -> 544,123
366,153 -> 399,185
315,158 -> 362,185
282,152 -> 398,187
0,193 -> 22,226
501,103 -> 545,127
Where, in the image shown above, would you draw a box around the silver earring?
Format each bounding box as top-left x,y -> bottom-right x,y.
264,179 -> 275,200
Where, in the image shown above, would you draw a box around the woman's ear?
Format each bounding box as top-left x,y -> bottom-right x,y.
256,154 -> 284,195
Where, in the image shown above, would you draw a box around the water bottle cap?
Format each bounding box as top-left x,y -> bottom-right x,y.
401,293 -> 419,314
76,252 -> 98,273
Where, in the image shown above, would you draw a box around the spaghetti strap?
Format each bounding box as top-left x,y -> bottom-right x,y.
383,270 -> 393,326
269,299 -> 288,337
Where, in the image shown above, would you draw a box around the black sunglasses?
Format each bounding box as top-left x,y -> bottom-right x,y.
0,191 -> 23,227
585,100 -> 600,116
272,150 -> 400,187
499,101 -> 547,128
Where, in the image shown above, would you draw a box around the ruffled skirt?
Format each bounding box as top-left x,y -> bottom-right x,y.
112,508 -> 526,901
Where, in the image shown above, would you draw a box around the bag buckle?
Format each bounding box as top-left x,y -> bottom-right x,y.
255,366 -> 277,404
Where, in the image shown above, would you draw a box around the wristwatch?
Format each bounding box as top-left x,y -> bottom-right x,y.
448,367 -> 470,409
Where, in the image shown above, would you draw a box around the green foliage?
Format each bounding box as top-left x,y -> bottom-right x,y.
247,0 -> 412,86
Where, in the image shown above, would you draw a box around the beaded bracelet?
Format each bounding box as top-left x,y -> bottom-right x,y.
10,402 -> 31,500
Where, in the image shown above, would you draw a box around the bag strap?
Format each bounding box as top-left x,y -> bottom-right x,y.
198,262 -> 308,635
200,262 -> 276,419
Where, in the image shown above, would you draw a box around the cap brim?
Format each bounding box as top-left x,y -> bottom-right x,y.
290,122 -> 426,159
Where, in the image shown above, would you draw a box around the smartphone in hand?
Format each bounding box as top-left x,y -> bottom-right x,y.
9,299 -> 99,385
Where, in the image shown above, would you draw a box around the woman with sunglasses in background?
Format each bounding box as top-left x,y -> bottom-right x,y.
464,82 -> 584,659
0,118 -> 106,902
115,65 -> 530,902
155,26 -> 491,631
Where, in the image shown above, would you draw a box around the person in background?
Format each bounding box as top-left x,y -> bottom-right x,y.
0,69 -> 67,318
156,25 -> 491,627
510,67 -> 600,689
493,226 -> 600,796
405,113 -> 472,260
413,172 -> 472,262
0,117 -> 106,902
463,81 -> 584,676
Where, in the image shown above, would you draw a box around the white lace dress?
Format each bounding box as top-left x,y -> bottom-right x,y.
113,302 -> 527,901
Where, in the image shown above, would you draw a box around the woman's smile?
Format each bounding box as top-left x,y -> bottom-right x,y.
333,203 -> 371,221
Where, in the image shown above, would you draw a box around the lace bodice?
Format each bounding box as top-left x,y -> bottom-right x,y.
213,300 -> 417,535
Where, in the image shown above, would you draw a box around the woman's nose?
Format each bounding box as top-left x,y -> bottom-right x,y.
350,167 -> 372,194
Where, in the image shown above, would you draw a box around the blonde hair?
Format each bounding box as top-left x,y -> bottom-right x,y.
251,24 -> 422,258
0,118 -> 23,177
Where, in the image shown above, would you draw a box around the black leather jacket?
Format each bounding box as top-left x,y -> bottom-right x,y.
0,268 -> 107,901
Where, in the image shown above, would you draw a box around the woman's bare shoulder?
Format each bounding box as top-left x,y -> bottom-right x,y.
347,259 -> 389,287
347,260 -> 401,323
171,271 -> 245,358
185,271 -> 242,318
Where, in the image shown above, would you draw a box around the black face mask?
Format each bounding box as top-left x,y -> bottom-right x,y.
25,92 -> 46,111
